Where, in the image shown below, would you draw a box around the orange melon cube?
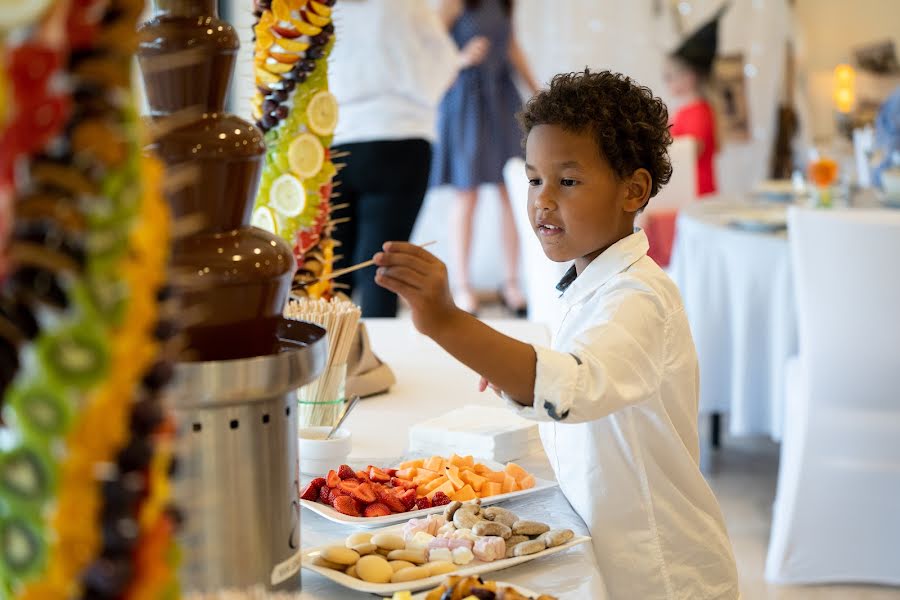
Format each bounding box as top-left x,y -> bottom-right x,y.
395,467 -> 417,480
449,454 -> 468,468
399,459 -> 424,470
423,475 -> 449,493
417,484 -> 430,496
484,470 -> 505,484
473,463 -> 490,475
504,462 -> 530,482
413,471 -> 439,485
481,482 -> 502,497
451,484 -> 477,502
501,474 -> 518,494
518,474 -> 536,490
445,466 -> 465,490
462,455 -> 475,468
423,456 -> 444,472
426,480 -> 456,500
461,470 -> 487,492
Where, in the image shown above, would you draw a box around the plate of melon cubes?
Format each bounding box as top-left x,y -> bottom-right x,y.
300,455 -> 557,527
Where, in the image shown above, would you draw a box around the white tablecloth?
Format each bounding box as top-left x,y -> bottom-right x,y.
297,319 -> 609,599
668,200 -> 797,440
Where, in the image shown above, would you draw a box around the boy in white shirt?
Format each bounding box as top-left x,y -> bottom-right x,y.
373,69 -> 739,599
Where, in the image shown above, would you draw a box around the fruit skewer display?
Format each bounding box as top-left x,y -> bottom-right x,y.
249,0 -> 342,299
0,1 -> 180,598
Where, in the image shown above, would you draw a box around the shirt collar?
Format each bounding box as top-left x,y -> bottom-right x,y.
555,229 -> 650,307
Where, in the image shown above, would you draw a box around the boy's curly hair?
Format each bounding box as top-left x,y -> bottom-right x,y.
518,69 -> 673,199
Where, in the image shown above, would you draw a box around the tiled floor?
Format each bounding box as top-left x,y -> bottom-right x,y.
704,435 -> 900,599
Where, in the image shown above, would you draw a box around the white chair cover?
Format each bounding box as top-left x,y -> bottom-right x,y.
765,207 -> 900,585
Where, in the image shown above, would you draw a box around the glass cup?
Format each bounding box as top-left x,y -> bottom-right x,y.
297,362 -> 347,429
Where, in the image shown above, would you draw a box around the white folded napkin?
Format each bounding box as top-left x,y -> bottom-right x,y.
408,405 -> 539,463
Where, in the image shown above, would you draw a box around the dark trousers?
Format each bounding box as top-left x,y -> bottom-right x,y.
331,138 -> 432,318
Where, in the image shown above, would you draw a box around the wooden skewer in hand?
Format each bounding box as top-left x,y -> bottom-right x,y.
300,240 -> 437,286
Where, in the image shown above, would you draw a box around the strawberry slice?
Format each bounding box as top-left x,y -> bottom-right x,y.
300,477 -> 326,501
338,464 -> 357,480
431,491 -> 452,507
333,495 -> 360,517
415,496 -> 433,510
363,503 -> 392,518
386,468 -> 398,478
338,479 -> 360,494
368,467 -> 391,483
390,477 -> 416,491
351,482 -> 377,504
398,489 -> 417,511
326,469 -> 340,489
375,485 -> 406,513
318,485 -> 330,503
327,488 -> 347,507
355,470 -> 370,481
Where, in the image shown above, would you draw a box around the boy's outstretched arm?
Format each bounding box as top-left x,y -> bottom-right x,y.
373,242 -> 536,406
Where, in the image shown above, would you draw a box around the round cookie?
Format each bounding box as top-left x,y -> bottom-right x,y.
345,532 -> 374,548
390,565 -> 430,583
389,560 -> 416,573
513,539 -> 546,557
370,533 -> 406,551
321,546 -> 360,566
312,556 -> 345,570
452,508 -> 481,530
350,543 -> 377,555
473,521 -> 512,539
425,561 -> 457,576
483,506 -> 519,528
355,554 -> 393,584
345,565 -> 357,578
539,529 -> 575,548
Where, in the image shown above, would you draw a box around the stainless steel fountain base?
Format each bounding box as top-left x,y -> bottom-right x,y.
167,318 -> 326,593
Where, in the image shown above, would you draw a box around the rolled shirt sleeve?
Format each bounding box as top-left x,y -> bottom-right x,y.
507,290 -> 666,424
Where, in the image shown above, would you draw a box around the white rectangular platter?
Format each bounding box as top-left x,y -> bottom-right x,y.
301,525 -> 590,595
300,461 -> 557,528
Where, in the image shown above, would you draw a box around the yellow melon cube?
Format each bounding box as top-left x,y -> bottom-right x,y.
518,474 -> 536,490
504,462 -> 530,483
484,470 -> 505,484
501,474 -> 518,494
473,463 -> 490,475
449,454 -> 468,468
423,456 -> 444,472
445,466 -> 465,490
462,455 -> 475,468
461,470 -> 487,492
399,459 -> 424,470
423,475 -> 449,493
395,467 -> 417,480
426,480 -> 456,500
481,482 -> 502,497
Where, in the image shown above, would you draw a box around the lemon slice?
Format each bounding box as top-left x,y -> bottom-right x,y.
252,206 -> 279,234
287,133 -> 325,179
269,174 -> 306,217
306,90 -> 339,136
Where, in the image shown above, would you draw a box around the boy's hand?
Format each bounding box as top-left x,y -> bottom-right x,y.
373,242 -> 462,338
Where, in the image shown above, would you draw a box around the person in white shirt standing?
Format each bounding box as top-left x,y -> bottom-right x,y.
329,0 -> 488,317
372,69 -> 740,599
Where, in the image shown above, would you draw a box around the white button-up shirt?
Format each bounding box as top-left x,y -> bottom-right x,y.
509,230 -> 739,599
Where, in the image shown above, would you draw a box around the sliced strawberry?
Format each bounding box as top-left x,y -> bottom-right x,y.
338,464 -> 356,480
369,467 -> 391,483
350,482 -> 377,504
375,485 -> 406,513
398,489 -> 417,511
333,495 -> 360,517
300,477 -> 327,501
386,468 -> 398,478
318,485 -> 330,503
326,469 -> 340,488
355,470 -> 370,481
415,496 -> 433,510
327,488 -> 347,507
363,502 -> 392,518
338,479 -> 360,494
390,477 -> 416,491
431,491 -> 452,507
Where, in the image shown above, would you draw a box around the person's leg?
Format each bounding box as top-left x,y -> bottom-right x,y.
352,139 -> 431,317
451,188 -> 479,314
496,183 -> 526,314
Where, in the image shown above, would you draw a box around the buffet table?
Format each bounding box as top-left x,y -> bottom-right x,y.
297,319 -> 610,599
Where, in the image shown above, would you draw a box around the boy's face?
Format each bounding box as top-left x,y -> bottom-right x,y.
525,124 -> 649,273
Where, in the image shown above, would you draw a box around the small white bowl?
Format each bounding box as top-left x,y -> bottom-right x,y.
298,426 -> 352,476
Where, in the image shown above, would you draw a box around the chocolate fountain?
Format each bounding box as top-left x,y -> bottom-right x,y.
137,0 -> 326,592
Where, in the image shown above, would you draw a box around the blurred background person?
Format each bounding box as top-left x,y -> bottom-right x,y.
431,0 -> 539,316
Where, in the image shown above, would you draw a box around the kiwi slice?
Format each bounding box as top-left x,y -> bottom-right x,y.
7,383 -> 72,439
37,324 -> 109,389
0,447 -> 53,507
0,515 -> 46,581
74,276 -> 128,326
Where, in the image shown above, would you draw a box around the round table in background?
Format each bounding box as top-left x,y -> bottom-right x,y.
668,199 -> 797,441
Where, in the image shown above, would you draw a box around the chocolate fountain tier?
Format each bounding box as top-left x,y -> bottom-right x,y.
149,114 -> 265,231
137,0 -> 239,115
174,228 -> 295,361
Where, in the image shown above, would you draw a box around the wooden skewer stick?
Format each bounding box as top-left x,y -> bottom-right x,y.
302,240 -> 437,285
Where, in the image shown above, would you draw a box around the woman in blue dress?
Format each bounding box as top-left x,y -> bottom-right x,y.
432,0 -> 539,315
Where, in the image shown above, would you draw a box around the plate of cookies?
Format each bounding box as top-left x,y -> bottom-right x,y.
300,500 -> 590,595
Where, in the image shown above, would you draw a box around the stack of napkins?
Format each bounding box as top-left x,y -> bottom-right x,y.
408,405 -> 540,463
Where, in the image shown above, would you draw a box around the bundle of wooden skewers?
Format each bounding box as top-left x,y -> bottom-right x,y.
285,296 -> 361,427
